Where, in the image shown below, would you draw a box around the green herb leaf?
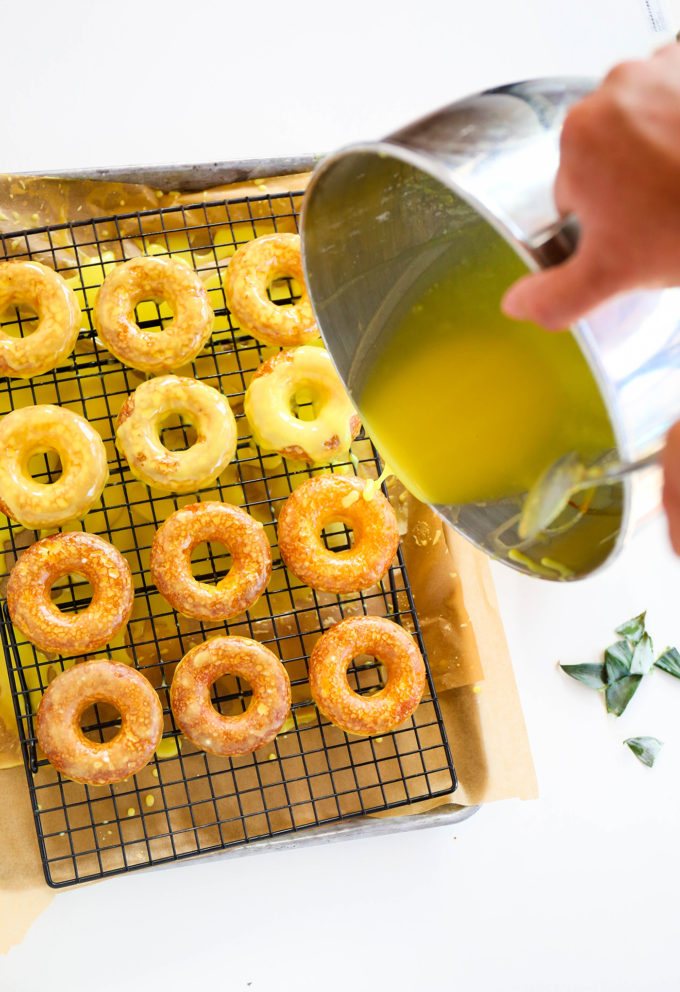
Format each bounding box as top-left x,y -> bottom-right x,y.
624,736 -> 663,767
655,646 -> 680,679
605,674 -> 642,716
559,662 -> 608,690
604,640 -> 633,683
615,612 -> 647,645
630,633 -> 655,676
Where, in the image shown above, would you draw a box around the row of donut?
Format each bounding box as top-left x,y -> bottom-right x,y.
15,484 -> 421,786
0,232 -> 314,379
7,477 -> 400,662
36,612 -> 426,788
0,345 -> 358,532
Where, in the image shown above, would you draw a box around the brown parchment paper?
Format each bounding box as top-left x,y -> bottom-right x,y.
0,769 -> 53,954
0,172 -> 536,954
0,172 -> 312,265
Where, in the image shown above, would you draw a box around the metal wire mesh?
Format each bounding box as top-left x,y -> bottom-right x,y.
0,190 -> 456,887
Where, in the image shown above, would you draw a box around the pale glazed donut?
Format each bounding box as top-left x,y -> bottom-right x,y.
0,404 -> 108,529
277,475 -> 399,593
7,532 -> 134,655
170,636 -> 291,756
309,616 -> 426,736
94,255 -> 214,372
115,375 -> 237,493
0,260 -> 81,378
223,233 -> 319,347
36,660 -> 163,785
244,347 -> 361,463
150,502 -> 272,621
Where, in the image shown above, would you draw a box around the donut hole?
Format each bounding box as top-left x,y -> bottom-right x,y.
267,274 -> 302,307
79,700 -> 122,743
346,654 -> 388,696
320,520 -> 354,552
26,447 -> 63,485
0,302 -> 39,338
290,385 -> 319,421
49,573 -> 77,607
210,672 -> 252,717
133,297 -> 174,332
191,541 -> 233,584
51,574 -> 94,612
158,412 -> 198,451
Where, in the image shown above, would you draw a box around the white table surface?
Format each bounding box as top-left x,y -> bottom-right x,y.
2,2 -> 680,989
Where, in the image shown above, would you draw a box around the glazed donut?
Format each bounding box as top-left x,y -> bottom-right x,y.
0,260 -> 81,378
150,502 -> 272,621
115,375 -> 237,493
7,532 -> 134,655
277,475 -> 399,593
170,636 -> 291,756
244,347 -> 361,463
223,233 -> 319,347
94,255 -> 214,372
0,404 -> 108,529
309,616 -> 426,735
36,660 -> 163,785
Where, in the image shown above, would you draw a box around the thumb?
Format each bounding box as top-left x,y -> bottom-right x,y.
501,247 -> 625,330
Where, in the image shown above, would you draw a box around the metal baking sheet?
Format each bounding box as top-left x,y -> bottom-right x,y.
0,162 -> 476,886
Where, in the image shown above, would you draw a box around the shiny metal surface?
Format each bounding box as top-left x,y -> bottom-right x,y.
301,77 -> 680,580
153,803 -> 480,873
30,155 -> 320,191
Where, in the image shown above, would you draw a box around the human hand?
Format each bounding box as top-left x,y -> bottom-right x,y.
501,45 -> 680,554
501,43 -> 680,330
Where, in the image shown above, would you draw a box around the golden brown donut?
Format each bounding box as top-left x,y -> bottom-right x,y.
0,404 -> 108,530
7,532 -> 134,655
36,660 -> 163,785
244,347 -> 361,462
115,375 -> 237,493
0,260 -> 81,378
277,475 -> 399,593
309,616 -> 426,735
94,255 -> 214,372
150,502 -> 272,621
223,233 -> 319,347
170,636 -> 291,756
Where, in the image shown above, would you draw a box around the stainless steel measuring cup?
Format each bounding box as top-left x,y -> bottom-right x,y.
300,77 -> 680,580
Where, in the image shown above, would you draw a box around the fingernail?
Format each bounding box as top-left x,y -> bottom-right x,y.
500,288 -> 527,321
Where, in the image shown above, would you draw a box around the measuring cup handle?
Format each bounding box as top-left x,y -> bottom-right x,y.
528,213 -> 580,268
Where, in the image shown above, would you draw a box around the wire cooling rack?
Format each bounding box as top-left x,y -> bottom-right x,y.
0,190 -> 456,887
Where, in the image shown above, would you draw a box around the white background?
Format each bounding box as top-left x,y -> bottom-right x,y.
2,1 -> 680,989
